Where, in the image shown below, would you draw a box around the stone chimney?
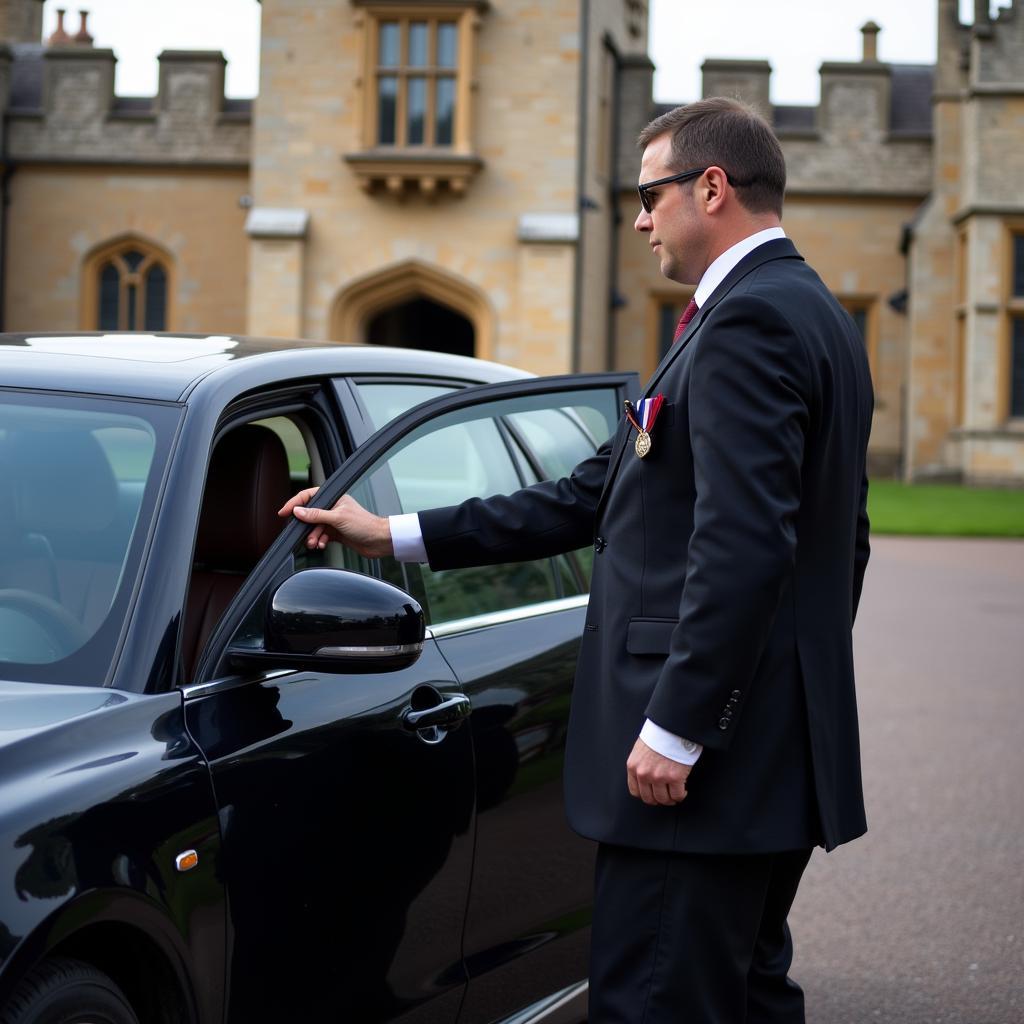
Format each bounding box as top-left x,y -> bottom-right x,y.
861,20 -> 880,62
0,0 -> 44,43
156,50 -> 227,122
817,19 -> 893,136
42,43 -> 115,120
700,59 -> 771,119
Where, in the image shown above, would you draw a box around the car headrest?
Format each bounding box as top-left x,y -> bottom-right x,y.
194,424 -> 293,570
0,430 -> 119,534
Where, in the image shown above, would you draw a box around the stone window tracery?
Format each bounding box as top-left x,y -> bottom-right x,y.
83,240 -> 172,332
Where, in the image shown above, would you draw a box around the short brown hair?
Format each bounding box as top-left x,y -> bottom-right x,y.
637,97 -> 786,216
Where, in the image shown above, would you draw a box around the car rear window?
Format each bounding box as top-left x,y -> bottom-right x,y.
0,391 -> 179,685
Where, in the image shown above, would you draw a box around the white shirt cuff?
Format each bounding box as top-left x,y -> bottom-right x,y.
388,513 -> 428,564
640,719 -> 703,766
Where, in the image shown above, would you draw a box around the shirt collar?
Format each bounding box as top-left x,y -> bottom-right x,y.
693,226 -> 787,308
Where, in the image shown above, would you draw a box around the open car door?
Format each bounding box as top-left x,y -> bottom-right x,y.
192,371 -> 638,1024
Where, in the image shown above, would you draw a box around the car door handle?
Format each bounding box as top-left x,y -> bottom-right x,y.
403,693 -> 472,731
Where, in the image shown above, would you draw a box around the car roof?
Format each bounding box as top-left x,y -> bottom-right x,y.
0,333 -> 529,402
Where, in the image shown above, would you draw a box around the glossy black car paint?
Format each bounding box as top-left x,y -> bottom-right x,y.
0,333 -> 635,1023
0,684 -> 224,1024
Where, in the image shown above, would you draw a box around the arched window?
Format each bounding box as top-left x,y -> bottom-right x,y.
87,242 -> 171,331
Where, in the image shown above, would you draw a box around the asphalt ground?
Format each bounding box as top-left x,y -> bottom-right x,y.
790,537 -> 1024,1024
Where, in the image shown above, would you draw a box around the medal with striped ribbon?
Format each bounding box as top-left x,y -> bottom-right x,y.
623,395 -> 665,458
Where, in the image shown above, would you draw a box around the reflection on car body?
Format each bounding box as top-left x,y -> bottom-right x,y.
0,333 -> 637,1024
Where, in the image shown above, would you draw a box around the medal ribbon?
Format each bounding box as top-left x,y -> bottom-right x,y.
636,395 -> 664,431
624,395 -> 664,434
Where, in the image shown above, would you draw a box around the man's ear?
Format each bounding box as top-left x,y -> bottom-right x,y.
702,166 -> 730,214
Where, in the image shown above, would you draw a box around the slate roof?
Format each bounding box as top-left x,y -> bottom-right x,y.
889,64 -> 934,135
8,43 -> 45,113
772,105 -> 816,132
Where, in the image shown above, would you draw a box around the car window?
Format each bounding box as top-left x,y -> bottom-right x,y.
364,412 -> 560,624
252,415 -> 315,487
350,386 -> 619,630
505,406 -> 604,481
356,382 -> 457,429
0,391 -> 179,684
223,379 -> 627,664
502,406 -> 603,593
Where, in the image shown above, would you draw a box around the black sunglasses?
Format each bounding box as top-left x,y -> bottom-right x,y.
637,167 -> 752,214
637,168 -> 706,213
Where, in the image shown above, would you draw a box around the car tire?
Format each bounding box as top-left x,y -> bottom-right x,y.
0,957 -> 139,1024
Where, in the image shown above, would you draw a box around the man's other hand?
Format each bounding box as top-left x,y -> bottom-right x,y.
626,737 -> 691,806
278,488 -> 394,559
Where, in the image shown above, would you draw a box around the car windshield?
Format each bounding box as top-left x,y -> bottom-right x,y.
0,391 -> 179,686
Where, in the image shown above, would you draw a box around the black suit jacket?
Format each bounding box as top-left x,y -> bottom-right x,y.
420,239 -> 873,854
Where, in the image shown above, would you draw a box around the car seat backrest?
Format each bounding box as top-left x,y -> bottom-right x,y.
183,424 -> 293,680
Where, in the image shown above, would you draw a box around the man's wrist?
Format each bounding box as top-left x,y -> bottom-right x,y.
640,718 -> 702,766
388,513 -> 428,563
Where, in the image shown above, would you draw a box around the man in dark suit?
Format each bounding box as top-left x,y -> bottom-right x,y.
284,97 -> 873,1023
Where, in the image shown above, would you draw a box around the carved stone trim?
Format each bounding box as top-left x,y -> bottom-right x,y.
343,150 -> 483,198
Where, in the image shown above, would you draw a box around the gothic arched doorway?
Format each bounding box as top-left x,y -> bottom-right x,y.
331,259 -> 494,361
366,296 -> 475,357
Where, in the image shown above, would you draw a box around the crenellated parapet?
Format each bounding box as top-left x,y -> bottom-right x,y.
698,22 -> 933,199
972,0 -> 1024,86
5,44 -> 250,166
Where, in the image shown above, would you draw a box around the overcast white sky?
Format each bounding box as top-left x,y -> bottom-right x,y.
39,0 -> 1007,103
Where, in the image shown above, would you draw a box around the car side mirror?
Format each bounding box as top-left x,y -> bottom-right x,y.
228,568 -> 425,674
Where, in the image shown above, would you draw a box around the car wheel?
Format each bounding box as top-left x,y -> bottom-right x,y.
0,957 -> 139,1024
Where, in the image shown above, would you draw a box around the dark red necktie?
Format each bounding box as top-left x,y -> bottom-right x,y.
673,298 -> 699,342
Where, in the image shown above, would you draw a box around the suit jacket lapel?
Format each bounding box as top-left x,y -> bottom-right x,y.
643,238 -> 804,398
595,238 -> 804,521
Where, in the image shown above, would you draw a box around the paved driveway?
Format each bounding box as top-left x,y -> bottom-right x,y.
792,537 -> 1024,1024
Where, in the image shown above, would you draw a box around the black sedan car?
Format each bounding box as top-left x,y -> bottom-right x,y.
0,333 -> 637,1024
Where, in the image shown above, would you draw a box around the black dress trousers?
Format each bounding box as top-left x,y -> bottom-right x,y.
588,844 -> 813,1024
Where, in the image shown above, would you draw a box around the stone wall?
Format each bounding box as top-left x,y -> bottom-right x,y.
616,31 -> 934,470
8,48 -> 249,165
5,165 -> 249,334
974,0 -> 1024,84
2,34 -> 252,335
699,54 -> 932,199
250,0 -> 643,377
575,0 -> 650,372
905,0 -> 1024,483
785,196 -> 920,468
0,0 -> 42,45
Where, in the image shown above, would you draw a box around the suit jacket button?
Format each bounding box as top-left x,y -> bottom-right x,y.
594,536 -> 607,553
731,690 -> 741,699
718,717 -> 730,730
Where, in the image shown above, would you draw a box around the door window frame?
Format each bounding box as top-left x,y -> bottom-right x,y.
193,372 -> 638,684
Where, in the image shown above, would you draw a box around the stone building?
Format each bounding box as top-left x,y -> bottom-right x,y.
1,0 -> 1022,482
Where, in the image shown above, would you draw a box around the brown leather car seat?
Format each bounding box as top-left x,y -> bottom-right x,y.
182,423 -> 294,680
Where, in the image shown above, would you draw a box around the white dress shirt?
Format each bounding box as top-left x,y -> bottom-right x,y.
388,226 -> 787,766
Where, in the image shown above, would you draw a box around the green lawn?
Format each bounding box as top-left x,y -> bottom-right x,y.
867,480 -> 1024,537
